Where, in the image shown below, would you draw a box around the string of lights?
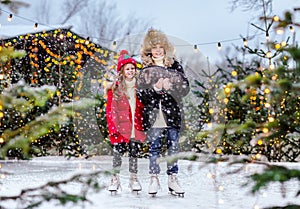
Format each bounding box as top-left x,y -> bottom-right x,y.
0,8 -> 296,52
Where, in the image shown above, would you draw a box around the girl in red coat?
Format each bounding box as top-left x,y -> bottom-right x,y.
105,50 -> 146,193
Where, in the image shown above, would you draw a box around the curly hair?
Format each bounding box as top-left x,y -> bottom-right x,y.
141,28 -> 175,67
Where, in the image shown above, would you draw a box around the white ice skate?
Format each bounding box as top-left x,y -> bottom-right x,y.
148,174 -> 160,197
108,174 -> 121,195
129,173 -> 142,194
168,174 -> 185,197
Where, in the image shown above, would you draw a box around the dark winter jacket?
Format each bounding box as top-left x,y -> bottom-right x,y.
106,89 -> 146,145
137,61 -> 190,131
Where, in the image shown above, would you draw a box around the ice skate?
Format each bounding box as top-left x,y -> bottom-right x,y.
148,174 -> 160,197
129,173 -> 142,194
108,174 -> 121,195
168,174 -> 185,197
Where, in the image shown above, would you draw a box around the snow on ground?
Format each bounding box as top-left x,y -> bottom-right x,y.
0,155 -> 299,209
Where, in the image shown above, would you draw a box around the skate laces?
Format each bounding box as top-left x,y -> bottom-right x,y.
130,173 -> 138,182
110,174 -> 121,188
130,173 -> 140,185
129,173 -> 142,191
170,174 -> 180,185
150,175 -> 160,188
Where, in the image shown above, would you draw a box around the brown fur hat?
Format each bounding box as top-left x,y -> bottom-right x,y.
141,28 -> 175,67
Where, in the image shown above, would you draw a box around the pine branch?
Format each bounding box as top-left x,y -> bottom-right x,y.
0,169 -> 108,209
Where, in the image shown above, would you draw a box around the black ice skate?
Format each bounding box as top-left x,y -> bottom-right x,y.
168,174 -> 185,197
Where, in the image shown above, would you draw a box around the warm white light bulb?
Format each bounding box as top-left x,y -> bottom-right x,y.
273,15 -> 280,22
243,38 -> 248,46
217,42 -> 221,51
266,51 -> 272,58
33,23 -> 38,31
112,41 -> 117,49
193,45 -> 198,53
85,36 -> 90,45
59,34 -> 64,39
276,28 -> 284,35
7,14 -> 12,22
281,41 -> 287,47
266,32 -> 270,42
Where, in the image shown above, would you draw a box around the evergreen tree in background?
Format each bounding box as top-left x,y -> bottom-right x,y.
193,8 -> 300,162
0,27 -> 114,158
0,44 -> 97,159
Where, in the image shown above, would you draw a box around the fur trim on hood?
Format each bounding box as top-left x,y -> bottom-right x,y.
141,28 -> 175,67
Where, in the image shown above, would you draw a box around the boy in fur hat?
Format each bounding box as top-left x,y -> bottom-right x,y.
105,50 -> 146,194
137,28 -> 190,197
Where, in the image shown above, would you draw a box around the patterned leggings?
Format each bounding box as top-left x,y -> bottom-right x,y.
112,140 -> 142,174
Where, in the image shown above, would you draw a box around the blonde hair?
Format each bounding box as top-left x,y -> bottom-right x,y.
141,28 -> 175,67
109,65 -> 138,99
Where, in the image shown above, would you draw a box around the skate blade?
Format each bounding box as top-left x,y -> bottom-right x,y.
129,185 -> 141,191
109,190 -> 118,195
148,192 -> 157,197
131,190 -> 141,195
169,189 -> 185,198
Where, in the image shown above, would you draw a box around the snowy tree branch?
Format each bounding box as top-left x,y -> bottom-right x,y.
0,169 -> 109,209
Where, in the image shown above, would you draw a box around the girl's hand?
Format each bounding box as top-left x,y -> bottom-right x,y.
154,78 -> 164,90
162,78 -> 171,90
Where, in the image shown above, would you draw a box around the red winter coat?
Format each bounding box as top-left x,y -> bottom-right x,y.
106,89 -> 146,145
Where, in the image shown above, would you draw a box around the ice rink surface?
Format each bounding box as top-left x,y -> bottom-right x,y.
0,155 -> 299,209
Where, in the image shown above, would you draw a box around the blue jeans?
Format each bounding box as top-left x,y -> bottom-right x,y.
147,127 -> 179,175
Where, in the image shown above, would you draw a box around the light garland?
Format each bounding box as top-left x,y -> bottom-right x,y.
1,25 -> 116,89
0,8 -> 295,54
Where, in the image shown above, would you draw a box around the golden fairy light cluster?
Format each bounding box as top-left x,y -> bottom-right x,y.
4,29 -> 112,71
196,11 -> 300,159
211,59 -> 298,159
0,28 -> 118,146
